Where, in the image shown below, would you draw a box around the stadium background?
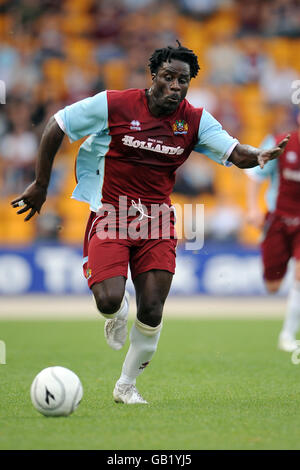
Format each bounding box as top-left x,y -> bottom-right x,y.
0,0 -> 299,299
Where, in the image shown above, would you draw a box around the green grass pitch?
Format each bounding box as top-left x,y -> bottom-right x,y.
1,317 -> 300,450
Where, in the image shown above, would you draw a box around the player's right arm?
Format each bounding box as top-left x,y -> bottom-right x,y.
11,91 -> 108,221
11,117 -> 65,221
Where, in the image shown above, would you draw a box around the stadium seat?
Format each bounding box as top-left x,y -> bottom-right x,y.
62,14 -> 94,35
102,61 -> 127,90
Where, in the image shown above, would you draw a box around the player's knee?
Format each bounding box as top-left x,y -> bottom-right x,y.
265,280 -> 282,294
92,282 -> 124,315
93,290 -> 123,315
137,299 -> 163,327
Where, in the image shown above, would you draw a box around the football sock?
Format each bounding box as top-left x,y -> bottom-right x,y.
99,292 -> 128,320
281,281 -> 300,339
117,319 -> 162,385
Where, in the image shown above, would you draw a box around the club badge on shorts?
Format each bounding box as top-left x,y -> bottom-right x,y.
85,268 -> 92,280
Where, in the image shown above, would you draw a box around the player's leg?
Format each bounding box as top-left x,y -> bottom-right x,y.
113,269 -> 173,404
91,277 -> 130,350
83,213 -> 131,350
279,260 -> 300,351
265,279 -> 283,293
260,216 -> 296,351
279,230 -> 300,351
91,276 -> 126,316
113,237 -> 177,404
261,216 -> 288,295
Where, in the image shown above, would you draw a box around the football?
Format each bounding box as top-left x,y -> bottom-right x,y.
30,366 -> 83,417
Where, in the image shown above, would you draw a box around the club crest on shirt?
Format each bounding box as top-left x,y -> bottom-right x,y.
172,120 -> 188,135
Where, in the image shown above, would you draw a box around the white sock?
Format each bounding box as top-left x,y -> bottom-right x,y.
281,281 -> 300,339
117,319 -> 162,385
99,292 -> 129,320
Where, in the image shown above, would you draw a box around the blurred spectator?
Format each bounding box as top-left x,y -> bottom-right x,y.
152,2 -> 179,47
0,37 -> 40,99
177,0 -> 219,20
34,209 -> 63,242
31,99 -> 62,138
213,85 -> 242,138
0,44 -> 21,93
11,0 -> 43,32
235,0 -> 267,36
64,65 -> 95,102
124,47 -> 151,89
0,98 -> 37,196
173,152 -> 215,197
259,60 -> 298,105
205,31 -> 244,84
90,1 -> 125,64
89,73 -> 106,96
90,1 -> 125,40
120,11 -> 157,58
33,15 -> 65,66
126,68 -> 149,89
235,35 -> 271,84
3,0 -> 62,30
187,84 -> 218,114
206,194 -> 243,243
262,0 -> 300,37
269,104 -> 299,135
121,0 -> 159,12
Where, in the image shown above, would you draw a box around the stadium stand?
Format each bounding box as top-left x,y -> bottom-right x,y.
0,0 -> 299,246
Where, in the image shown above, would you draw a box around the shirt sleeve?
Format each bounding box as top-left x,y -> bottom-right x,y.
245,135 -> 278,181
54,91 -> 108,143
193,109 -> 239,166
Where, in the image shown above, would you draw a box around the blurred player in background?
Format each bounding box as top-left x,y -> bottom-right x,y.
11,42 -> 289,404
247,111 -> 300,352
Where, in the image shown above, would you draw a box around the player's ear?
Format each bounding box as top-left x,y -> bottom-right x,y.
151,73 -> 156,81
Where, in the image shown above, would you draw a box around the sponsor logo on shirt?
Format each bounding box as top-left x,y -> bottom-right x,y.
130,120 -> 141,131
122,135 -> 184,155
172,119 -> 188,135
283,168 -> 300,182
286,151 -> 297,163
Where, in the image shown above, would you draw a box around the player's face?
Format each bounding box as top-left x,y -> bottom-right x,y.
150,59 -> 191,115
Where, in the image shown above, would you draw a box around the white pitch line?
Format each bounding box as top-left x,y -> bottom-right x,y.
0,295 -> 286,320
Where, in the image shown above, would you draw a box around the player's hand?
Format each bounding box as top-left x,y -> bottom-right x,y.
257,134 -> 290,169
247,208 -> 265,229
11,181 -> 47,221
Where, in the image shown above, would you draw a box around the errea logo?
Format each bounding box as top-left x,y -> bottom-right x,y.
130,120 -> 141,131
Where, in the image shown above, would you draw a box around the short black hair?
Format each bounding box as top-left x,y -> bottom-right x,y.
148,41 -> 200,79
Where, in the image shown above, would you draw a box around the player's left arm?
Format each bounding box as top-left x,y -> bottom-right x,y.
228,137 -> 290,169
194,109 -> 290,169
